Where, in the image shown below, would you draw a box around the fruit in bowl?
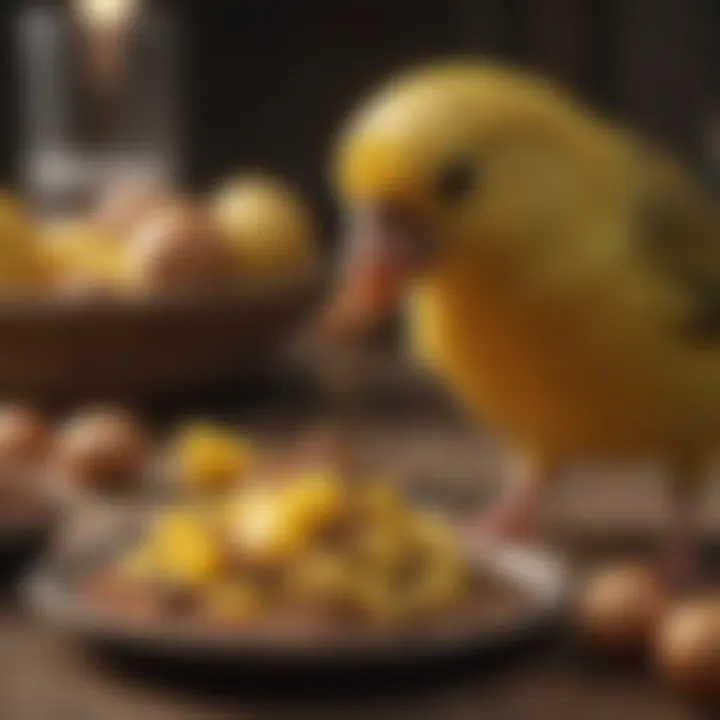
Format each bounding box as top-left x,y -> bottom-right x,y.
127,201 -> 237,296
211,174 -> 317,282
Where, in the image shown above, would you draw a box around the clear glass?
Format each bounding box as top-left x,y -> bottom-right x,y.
17,0 -> 181,216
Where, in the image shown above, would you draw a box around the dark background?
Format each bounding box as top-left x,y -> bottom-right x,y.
2,0 -> 717,225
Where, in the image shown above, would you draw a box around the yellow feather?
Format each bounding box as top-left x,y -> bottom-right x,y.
338,60 -> 720,473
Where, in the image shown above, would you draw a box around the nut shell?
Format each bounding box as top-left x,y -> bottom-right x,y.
129,201 -> 235,295
55,408 -> 150,491
574,563 -> 668,653
96,178 -> 172,239
0,405 -> 50,465
656,598 -> 720,697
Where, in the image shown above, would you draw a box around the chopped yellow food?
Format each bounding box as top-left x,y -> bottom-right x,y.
286,551 -> 353,603
226,486 -> 311,563
174,422 -> 254,493
356,480 -> 405,523
204,581 -> 267,621
354,522 -> 408,574
350,571 -> 401,623
407,509 -> 459,556
118,441 -> 469,626
406,560 -> 467,615
146,510 -> 218,585
280,469 -> 345,530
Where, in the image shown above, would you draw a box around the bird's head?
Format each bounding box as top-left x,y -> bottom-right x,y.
326,60 -> 611,334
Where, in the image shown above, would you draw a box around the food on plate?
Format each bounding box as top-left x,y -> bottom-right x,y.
211,174 -> 316,281
574,562 -> 669,653
85,458 -> 481,632
55,407 -> 151,491
171,421 -> 254,493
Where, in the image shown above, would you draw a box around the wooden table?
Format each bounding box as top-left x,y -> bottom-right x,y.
2,404 -> 719,719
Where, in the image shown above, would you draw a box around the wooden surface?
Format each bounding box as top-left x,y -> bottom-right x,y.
2,417 -> 720,720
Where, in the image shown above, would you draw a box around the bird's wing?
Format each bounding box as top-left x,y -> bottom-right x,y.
637,150 -> 720,339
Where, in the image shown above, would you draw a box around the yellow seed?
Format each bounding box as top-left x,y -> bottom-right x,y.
175,422 -> 254,493
350,571 -> 401,623
227,487 -> 309,563
147,510 -> 218,585
281,470 -> 345,529
358,480 -> 405,516
286,551 -> 353,603
204,581 -> 266,622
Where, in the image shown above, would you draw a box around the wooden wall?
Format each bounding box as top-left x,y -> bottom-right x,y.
1,1 -> 716,216
179,0 -> 716,224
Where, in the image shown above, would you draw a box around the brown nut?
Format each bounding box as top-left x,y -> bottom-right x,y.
574,562 -> 669,654
96,177 -> 173,240
0,405 -> 51,466
656,598 -> 720,698
128,201 -> 235,295
55,407 -> 150,491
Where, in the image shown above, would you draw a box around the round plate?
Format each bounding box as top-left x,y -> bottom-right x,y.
24,535 -> 567,665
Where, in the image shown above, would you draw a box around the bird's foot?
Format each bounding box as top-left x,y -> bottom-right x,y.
478,497 -> 537,541
462,481 -> 541,545
461,453 -> 552,546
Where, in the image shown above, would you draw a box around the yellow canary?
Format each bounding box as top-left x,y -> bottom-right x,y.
329,59 -> 720,560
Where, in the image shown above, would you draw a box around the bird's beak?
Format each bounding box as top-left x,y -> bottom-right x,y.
318,201 -> 433,341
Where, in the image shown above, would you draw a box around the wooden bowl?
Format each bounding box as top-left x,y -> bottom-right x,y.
0,273 -> 323,401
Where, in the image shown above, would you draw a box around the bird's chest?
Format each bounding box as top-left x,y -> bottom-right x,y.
406,274 -> 661,455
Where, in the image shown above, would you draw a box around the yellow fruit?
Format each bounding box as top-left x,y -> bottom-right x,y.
147,509 -> 217,585
350,571 -> 400,623
42,219 -> 128,288
356,480 -> 405,523
286,551 -> 353,604
406,508 -> 459,556
405,557 -> 466,615
226,487 -> 310,563
0,194 -> 44,288
204,580 -> 267,622
211,174 -> 316,281
281,470 -> 345,530
354,522 -> 408,574
174,422 -> 253,493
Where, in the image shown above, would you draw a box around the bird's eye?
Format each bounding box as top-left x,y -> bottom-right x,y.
437,158 -> 477,202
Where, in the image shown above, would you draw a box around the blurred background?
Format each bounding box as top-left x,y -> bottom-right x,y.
1,0 -> 717,228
